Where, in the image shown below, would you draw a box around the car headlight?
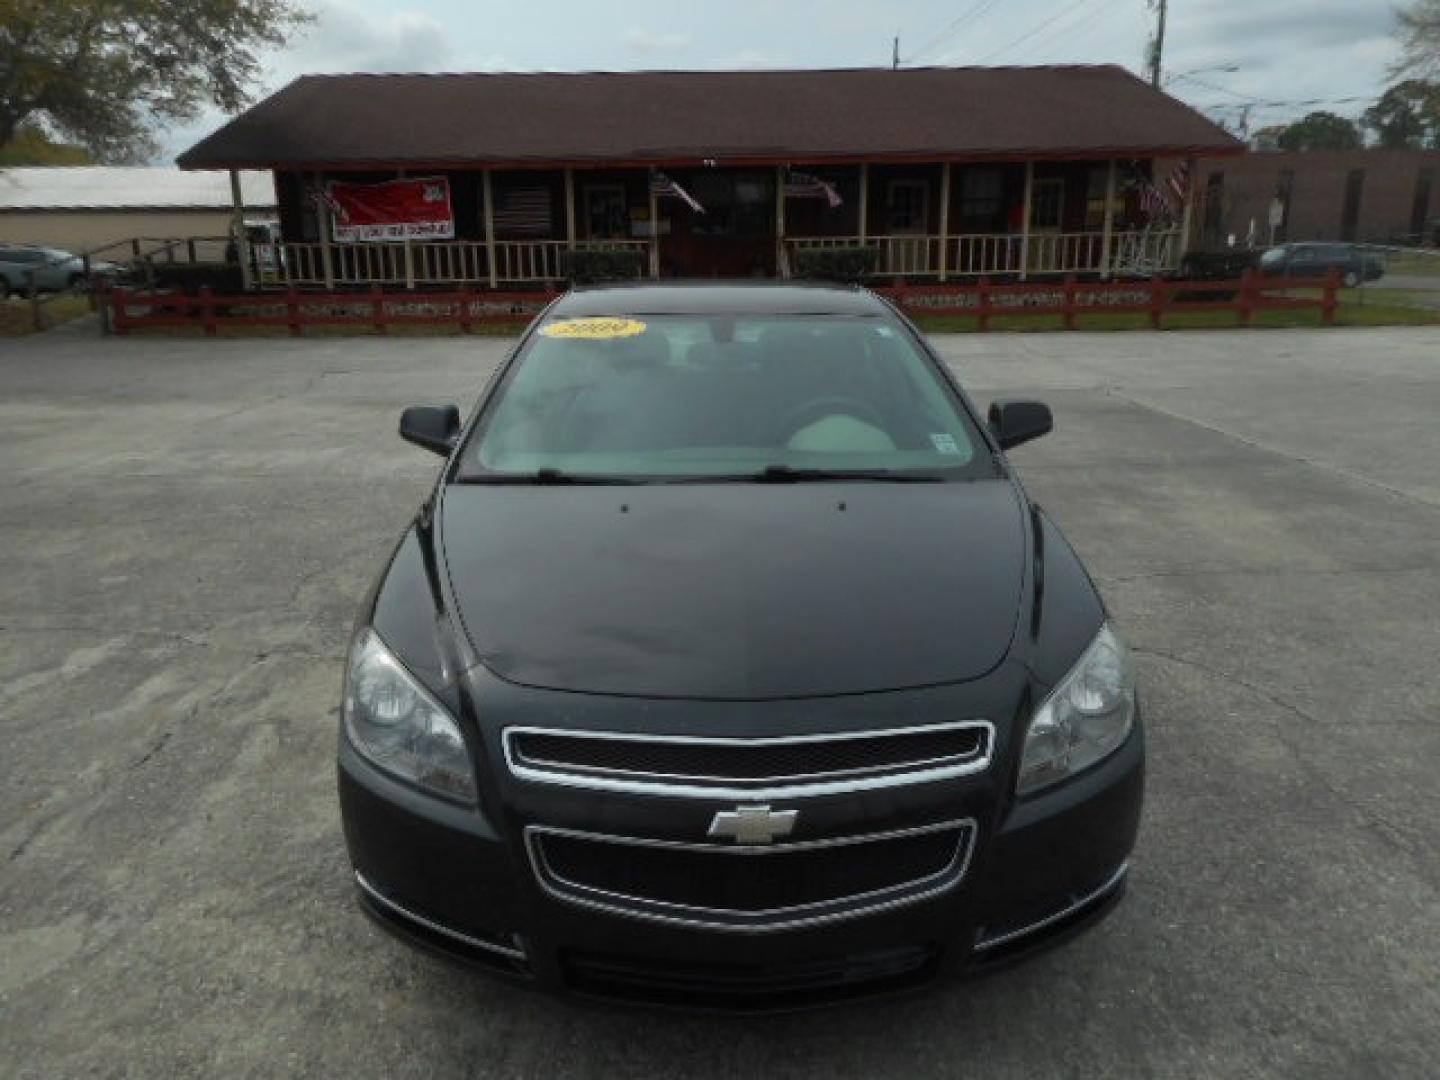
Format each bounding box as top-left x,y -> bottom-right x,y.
343,629 -> 477,802
1017,623 -> 1136,795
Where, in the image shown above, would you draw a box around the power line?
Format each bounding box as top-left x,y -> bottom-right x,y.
1005,0 -> 1127,65
907,0 -> 1007,64
1191,94 -> 1372,110
975,0 -> 1109,65
1169,72 -> 1267,103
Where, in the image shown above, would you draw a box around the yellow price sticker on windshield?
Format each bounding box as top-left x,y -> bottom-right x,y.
540,317 -> 648,340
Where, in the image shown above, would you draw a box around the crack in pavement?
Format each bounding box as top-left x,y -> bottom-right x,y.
1104,387 -> 1440,514
1132,645 -> 1427,861
1097,565 -> 1440,584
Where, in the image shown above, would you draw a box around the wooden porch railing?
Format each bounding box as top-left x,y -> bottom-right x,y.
786,229 -> 1184,279
253,239 -> 649,288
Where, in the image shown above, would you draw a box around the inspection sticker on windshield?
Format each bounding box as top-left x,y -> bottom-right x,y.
540,317 -> 648,340
930,433 -> 961,455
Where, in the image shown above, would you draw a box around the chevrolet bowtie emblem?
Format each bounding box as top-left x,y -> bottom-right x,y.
707,804 -> 799,845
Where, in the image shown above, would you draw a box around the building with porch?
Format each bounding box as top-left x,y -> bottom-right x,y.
177,65 -> 1242,291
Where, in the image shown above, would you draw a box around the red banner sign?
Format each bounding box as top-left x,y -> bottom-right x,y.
326,177 -> 454,242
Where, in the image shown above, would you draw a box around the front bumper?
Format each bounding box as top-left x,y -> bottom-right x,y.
338,715 -> 1144,1010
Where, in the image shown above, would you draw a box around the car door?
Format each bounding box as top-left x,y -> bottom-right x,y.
2,249 -> 49,291
1287,246 -> 1323,278
0,248 -> 24,292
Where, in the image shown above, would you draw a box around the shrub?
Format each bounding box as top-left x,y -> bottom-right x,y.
562,248 -> 647,284
790,246 -> 879,283
144,262 -> 245,294
1179,249 -> 1259,281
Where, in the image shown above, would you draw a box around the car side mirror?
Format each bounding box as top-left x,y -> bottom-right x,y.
399,405 -> 461,457
987,399 -> 1053,451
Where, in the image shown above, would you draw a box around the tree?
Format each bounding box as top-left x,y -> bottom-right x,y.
0,121 -> 92,164
1275,111 -> 1364,152
1393,0 -> 1440,80
1363,79 -> 1440,148
0,0 -> 310,163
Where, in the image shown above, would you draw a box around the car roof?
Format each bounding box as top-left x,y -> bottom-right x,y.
550,281 -> 890,318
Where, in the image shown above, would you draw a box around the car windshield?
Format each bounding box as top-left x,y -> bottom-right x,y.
1260,248 -> 1287,266
460,313 -> 996,481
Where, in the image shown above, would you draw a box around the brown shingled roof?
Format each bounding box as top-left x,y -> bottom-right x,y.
178,65 -> 1241,170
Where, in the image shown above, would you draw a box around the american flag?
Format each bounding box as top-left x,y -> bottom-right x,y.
1140,182 -> 1172,219
651,172 -> 705,213
1140,160 -> 1191,220
784,171 -> 843,209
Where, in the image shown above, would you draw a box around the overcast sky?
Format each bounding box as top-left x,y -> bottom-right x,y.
161,0 -> 1402,160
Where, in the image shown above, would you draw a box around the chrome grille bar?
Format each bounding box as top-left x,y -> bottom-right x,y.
502,720 -> 994,799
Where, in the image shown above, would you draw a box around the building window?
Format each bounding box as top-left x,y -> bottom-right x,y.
1340,169 -> 1365,242
1203,171 -> 1226,244
1275,169 -> 1295,242
885,180 -> 928,234
492,184 -> 553,238
583,184 -> 627,239
1410,168 -> 1434,243
1083,166 -> 1114,230
958,169 -> 1004,232
1030,178 -> 1064,231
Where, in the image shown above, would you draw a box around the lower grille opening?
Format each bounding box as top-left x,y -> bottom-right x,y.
529,821 -> 974,930
564,945 -> 937,1009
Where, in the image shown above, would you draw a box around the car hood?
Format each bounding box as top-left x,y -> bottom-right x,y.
440,480 -> 1027,699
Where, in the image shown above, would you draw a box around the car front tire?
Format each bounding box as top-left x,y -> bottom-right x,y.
1342,269 -> 1360,288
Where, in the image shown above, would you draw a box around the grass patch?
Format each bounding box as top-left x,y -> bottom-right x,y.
0,294 -> 93,336
1385,255 -> 1440,278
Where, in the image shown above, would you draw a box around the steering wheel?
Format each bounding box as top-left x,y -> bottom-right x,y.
775,396 -> 888,444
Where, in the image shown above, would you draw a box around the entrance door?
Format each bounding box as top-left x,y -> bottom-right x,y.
1028,177 -> 1066,272
659,170 -> 776,278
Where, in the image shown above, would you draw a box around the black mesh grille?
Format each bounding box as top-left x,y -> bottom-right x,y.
535,825 -> 968,914
510,726 -> 986,785
563,945 -> 936,1008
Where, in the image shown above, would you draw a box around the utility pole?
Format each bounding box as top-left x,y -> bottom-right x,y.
1148,0 -> 1168,87
892,35 -> 900,70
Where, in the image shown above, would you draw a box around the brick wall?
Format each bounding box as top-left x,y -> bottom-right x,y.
1193,149 -> 1440,247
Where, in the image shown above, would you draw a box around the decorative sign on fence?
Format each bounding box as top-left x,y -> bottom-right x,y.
325,178 -> 455,242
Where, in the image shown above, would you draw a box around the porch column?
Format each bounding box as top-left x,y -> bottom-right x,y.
1177,157 -> 1195,266
858,163 -> 869,242
482,170 -> 498,289
398,168 -> 415,290
776,166 -> 788,280
937,161 -> 951,282
1099,159 -> 1117,280
229,169 -> 251,291
316,171 -> 335,290
648,172 -> 660,278
1019,161 -> 1034,282
564,168 -> 576,250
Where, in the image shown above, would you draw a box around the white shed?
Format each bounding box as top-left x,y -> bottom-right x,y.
0,167 -> 275,253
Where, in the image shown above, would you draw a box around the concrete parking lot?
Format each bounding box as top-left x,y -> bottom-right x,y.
2,324 -> 1437,1078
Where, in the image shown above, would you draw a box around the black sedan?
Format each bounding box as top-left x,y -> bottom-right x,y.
339,283 -> 1143,1009
1258,242 -> 1385,287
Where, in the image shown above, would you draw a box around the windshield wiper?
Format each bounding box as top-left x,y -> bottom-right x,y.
729,465 -> 946,483
461,468 -> 644,486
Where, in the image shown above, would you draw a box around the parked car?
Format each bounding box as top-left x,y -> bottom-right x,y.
1258,242 -> 1384,287
0,245 -> 121,296
338,282 -> 1144,1008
